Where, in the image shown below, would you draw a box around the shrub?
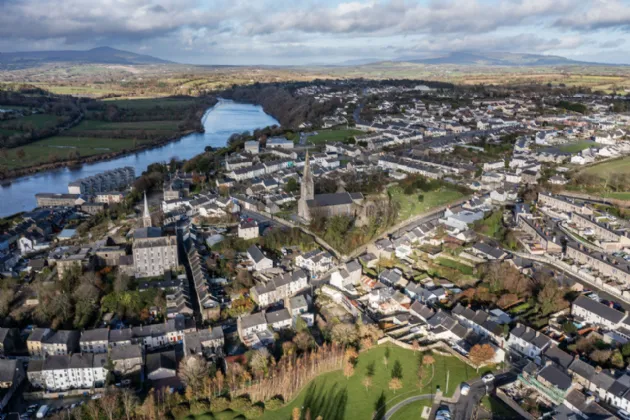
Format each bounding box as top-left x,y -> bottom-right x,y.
230,396 -> 252,412
210,396 -> 230,412
190,399 -> 211,415
170,403 -> 190,419
244,405 -> 264,419
265,397 -> 284,411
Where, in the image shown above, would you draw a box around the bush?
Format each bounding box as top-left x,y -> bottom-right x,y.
170,403 -> 191,419
244,405 -> 264,419
211,396 -> 230,413
265,397 -> 284,411
190,399 -> 211,415
230,396 -> 252,412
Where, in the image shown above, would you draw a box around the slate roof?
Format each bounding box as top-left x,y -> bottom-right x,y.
80,328 -> 109,343
538,364 -> 573,391
265,308 -> 291,325
240,312 -> 268,330
247,245 -> 267,263
573,295 -> 626,324
146,350 -> 177,374
544,345 -> 574,370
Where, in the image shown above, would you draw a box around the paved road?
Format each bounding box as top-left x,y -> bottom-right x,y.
452,372 -> 517,420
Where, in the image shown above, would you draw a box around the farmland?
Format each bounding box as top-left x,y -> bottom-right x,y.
0,136 -> 149,170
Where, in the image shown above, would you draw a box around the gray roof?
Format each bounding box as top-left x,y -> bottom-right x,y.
265,308 -> 291,325
573,295 -> 626,324
472,242 -> 506,259
247,245 -> 268,263
538,364 -> 573,391
133,227 -> 163,239
307,192 -> 355,208
111,345 -> 143,361
569,358 -> 597,382
146,350 -> 177,374
0,359 -> 20,383
109,328 -> 133,343
544,345 -> 574,370
80,328 -> 109,343
44,330 -> 79,348
240,312 -> 267,330
28,328 -> 49,342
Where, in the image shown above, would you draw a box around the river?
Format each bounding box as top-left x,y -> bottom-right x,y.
0,100 -> 279,217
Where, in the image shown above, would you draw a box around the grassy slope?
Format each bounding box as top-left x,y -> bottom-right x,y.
388,186 -> 464,222
556,141 -> 601,153
583,157 -> 630,177
257,345 -> 477,420
67,119 -> 181,132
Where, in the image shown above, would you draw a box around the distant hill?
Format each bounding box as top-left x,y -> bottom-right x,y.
0,47 -> 171,66
393,51 -> 607,67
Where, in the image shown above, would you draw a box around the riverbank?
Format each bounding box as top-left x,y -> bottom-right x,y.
0,100 -> 279,217
0,96 -> 218,181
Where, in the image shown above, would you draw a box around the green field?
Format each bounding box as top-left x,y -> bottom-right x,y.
304,128 -> 363,145
257,345 -> 477,420
67,119 -> 180,133
388,186 -> 465,222
0,136 -> 149,169
103,97 -> 198,109
556,141 -> 600,153
436,257 -> 474,275
0,113 -> 61,130
603,192 -> 630,200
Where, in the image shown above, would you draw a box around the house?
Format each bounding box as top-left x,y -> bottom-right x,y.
507,324 -> 552,363
572,295 -> 626,330
247,245 -> 273,271
295,249 -> 333,276
41,330 -> 80,357
110,345 -> 144,379
379,268 -> 403,287
266,308 -> 292,330
146,350 -> 178,382
183,327 -> 224,359
472,243 -> 507,260
132,227 -> 179,279
238,221 -> 259,240
36,353 -> 107,392
440,207 -> 485,231
237,312 -> 274,348
250,270 -> 309,307
79,328 -> 109,354
27,328 -> 52,358
0,328 -> 21,357
131,317 -> 195,350
288,295 -> 309,317
0,359 -> 25,412
329,260 -> 362,294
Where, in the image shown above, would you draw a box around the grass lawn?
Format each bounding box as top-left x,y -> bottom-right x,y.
508,302 -> 531,314
556,141 -> 600,153
0,136 -> 150,170
436,257 -> 474,275
602,192 -> 630,201
389,399 -> 432,420
304,128 -> 363,145
388,186 -> 465,222
474,210 -> 504,239
255,344 -> 478,420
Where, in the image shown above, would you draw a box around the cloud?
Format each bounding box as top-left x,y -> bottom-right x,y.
554,0 -> 630,31
0,0 -> 226,43
599,38 -> 626,48
241,0 -> 573,36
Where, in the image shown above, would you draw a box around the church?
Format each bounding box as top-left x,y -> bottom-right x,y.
298,151 -> 364,222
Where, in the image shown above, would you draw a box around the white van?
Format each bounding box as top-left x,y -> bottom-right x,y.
36,405 -> 49,419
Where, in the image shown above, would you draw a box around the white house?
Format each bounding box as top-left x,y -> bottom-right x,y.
572,295 -> 626,330
247,245 -> 273,271
238,221 -> 259,240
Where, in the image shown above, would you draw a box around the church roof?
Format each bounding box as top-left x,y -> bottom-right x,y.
307,193 -> 354,208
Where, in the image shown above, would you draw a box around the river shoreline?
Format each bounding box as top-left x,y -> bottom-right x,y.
0,100 -> 280,218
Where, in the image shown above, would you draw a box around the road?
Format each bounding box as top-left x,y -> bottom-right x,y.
452,372 -> 516,420
381,394 -> 433,420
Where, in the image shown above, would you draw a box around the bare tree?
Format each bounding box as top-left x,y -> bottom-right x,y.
120,388 -> 139,420
178,355 -> 211,395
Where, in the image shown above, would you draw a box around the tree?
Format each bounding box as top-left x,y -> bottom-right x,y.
84,401 -> 101,420
250,348 -> 270,378
611,349 -> 625,368
391,360 -> 403,379
590,349 -> 612,364
537,281 -> 568,316
178,356 -> 211,396
330,323 -> 358,346
284,177 -> 299,193
292,407 -> 301,420
344,361 -> 355,379
293,330 -> 315,352
468,344 -> 496,367
114,271 -> 131,293
120,388 -> 139,420
99,391 -> 120,420
422,355 -> 435,366
622,342 -> 630,357
362,375 -> 373,391
412,340 -> 420,354
388,377 -> 403,394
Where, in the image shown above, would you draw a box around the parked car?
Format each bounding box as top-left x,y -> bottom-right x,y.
482,373 -> 495,384
460,383 -> 470,396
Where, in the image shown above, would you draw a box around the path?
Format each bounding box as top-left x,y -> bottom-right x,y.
381,394 -> 434,420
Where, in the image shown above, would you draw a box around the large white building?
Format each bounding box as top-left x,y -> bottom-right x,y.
33,354 -> 108,391
68,167 -> 135,195
132,227 -> 179,279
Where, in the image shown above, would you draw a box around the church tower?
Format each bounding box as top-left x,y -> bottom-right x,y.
298,151 -> 314,221
142,191 -> 152,228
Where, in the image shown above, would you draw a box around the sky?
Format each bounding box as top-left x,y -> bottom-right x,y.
1,0 -> 630,65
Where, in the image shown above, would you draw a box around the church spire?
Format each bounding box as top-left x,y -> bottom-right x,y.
298,150 -> 315,221
142,191 -> 152,228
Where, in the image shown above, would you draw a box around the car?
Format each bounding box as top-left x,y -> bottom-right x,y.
619,410 -> 630,420
460,383 -> 470,396
482,373 -> 495,384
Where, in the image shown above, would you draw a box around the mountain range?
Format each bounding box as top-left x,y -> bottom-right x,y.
0,47 -> 171,66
